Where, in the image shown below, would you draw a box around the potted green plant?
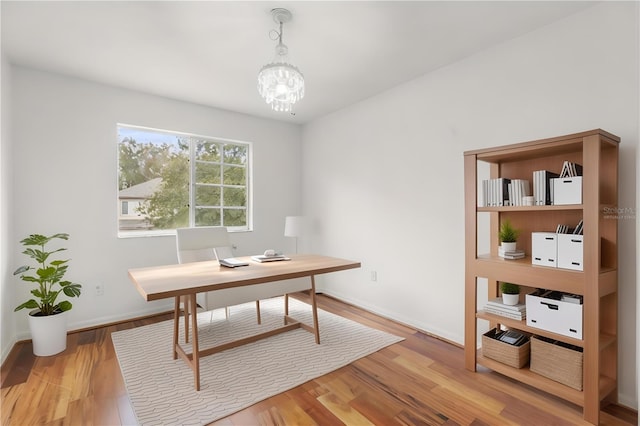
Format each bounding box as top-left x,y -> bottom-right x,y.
499,219 -> 520,252
14,233 -> 82,356
500,282 -> 520,306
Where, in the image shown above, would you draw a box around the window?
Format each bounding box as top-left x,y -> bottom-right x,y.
117,125 -> 252,236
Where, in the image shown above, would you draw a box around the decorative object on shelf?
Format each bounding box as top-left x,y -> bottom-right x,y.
484,297 -> 526,320
498,247 -> 525,259
531,232 -> 557,267
482,328 -> 530,368
13,233 -> 82,356
530,335 -> 583,391
526,289 -> 583,339
257,8 -> 305,113
498,218 -> 520,252
552,176 -> 583,205
500,282 -> 520,305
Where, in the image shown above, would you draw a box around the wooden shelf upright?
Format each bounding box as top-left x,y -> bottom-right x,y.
463,129 -> 619,425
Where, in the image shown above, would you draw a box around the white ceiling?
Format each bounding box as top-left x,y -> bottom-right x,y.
1,1 -> 596,124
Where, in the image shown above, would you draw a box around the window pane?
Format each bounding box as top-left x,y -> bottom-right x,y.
195,140 -> 220,162
224,144 -> 247,165
196,162 -> 221,184
223,165 -> 246,185
195,185 -> 220,206
223,187 -> 246,207
195,208 -> 221,226
117,126 -> 189,233
223,208 -> 246,226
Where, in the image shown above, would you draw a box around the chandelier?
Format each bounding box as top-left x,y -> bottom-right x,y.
257,8 -> 305,113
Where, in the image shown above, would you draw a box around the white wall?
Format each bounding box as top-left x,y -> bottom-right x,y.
9,67 -> 302,341
1,53 -> 16,361
302,2 -> 638,408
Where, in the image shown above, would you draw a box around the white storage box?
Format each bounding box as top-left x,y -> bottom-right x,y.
526,291 -> 583,339
557,234 -> 584,271
552,177 -> 582,205
532,232 -> 557,267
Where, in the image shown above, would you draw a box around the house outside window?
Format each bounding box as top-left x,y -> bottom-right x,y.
117,125 -> 252,236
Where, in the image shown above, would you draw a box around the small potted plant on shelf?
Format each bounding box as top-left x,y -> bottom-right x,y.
14,233 -> 82,356
499,218 -> 520,253
500,282 -> 520,306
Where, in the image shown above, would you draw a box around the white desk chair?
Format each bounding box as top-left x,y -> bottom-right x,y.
175,226 -> 261,342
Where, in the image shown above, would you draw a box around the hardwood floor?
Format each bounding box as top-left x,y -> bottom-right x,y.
2,293 -> 636,425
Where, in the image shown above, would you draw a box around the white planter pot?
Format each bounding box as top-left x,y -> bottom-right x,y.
28,309 -> 69,356
501,242 -> 517,252
502,293 -> 520,306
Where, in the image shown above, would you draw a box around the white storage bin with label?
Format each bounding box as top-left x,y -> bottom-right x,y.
532,232 -> 557,267
526,291 -> 583,339
557,234 -> 584,271
552,177 -> 582,205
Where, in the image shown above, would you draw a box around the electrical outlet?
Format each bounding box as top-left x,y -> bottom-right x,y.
370,271 -> 377,282
95,283 -> 104,296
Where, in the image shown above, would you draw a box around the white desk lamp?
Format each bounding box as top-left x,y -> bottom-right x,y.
284,216 -> 303,254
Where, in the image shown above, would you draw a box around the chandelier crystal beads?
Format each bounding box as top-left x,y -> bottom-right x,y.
257,8 -> 304,113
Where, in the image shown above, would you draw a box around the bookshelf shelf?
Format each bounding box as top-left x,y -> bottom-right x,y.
476,350 -> 584,406
464,129 -> 619,425
477,204 -> 583,213
477,350 -> 616,406
476,311 -> 584,347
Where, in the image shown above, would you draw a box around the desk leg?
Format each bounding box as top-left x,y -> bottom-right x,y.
310,276 -> 320,344
256,300 -> 261,324
173,297 -> 180,360
284,294 -> 289,325
184,295 -> 189,343
190,293 -> 201,391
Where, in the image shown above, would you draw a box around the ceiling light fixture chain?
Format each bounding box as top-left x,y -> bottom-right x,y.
257,8 -> 305,113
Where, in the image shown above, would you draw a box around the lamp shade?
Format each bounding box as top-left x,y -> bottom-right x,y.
284,216 -> 303,237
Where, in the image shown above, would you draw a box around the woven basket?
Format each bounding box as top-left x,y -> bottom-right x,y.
482,328 -> 530,368
530,335 -> 583,390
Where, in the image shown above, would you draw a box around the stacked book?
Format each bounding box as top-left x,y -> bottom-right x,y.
483,298 -> 526,320
251,254 -> 290,263
498,246 -> 525,259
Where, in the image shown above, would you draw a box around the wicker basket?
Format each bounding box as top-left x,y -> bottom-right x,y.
530,335 -> 583,390
482,328 -> 530,368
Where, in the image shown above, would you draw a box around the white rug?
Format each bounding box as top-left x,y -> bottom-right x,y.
112,297 -> 404,425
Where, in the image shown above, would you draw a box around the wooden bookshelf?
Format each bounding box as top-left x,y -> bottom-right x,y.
464,129 -> 619,425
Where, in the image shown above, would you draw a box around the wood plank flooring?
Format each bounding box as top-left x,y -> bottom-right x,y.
1,293 -> 636,425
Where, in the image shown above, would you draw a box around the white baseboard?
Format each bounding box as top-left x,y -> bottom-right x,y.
617,394 -> 638,411
1,335 -> 17,365
319,288 -> 463,346
13,303 -> 174,342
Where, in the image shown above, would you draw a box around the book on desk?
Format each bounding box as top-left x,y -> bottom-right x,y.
218,258 -> 249,268
251,255 -> 291,263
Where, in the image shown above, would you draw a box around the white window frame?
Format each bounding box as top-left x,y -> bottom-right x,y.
117,124 -> 253,238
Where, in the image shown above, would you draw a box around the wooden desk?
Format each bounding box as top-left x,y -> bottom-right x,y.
128,254 -> 361,390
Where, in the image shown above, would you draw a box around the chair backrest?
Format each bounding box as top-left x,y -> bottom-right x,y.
176,226 -> 231,264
